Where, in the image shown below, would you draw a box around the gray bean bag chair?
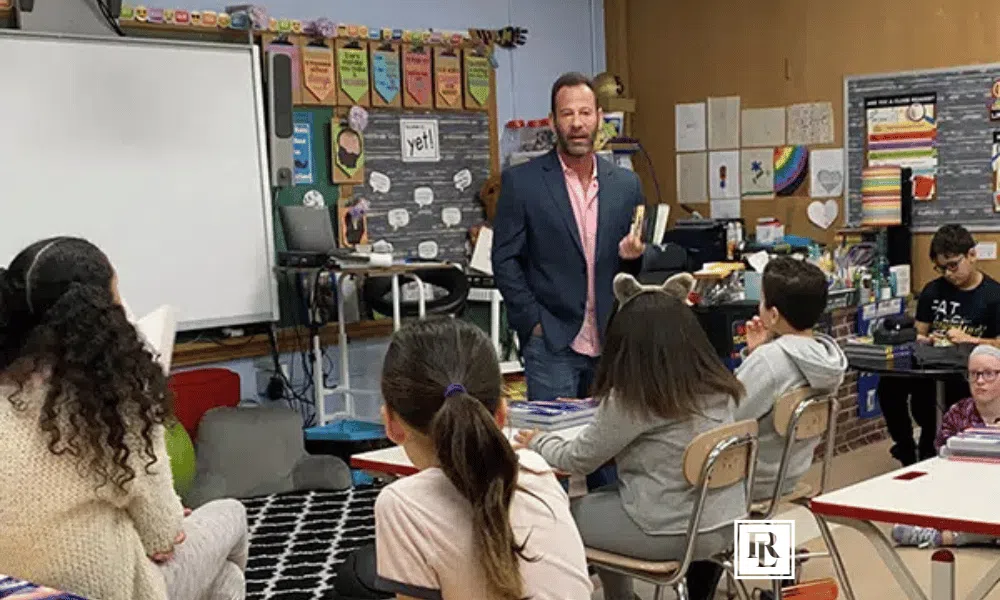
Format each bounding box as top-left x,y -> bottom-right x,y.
185,405 -> 352,507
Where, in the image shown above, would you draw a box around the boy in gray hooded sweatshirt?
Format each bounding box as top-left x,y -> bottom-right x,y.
735,257 -> 847,501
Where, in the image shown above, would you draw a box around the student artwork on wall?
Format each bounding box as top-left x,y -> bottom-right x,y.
369,42 -> 402,108
740,148 -> 774,199
708,150 -> 740,199
810,148 -> 845,198
676,152 -> 707,203
335,39 -> 370,106
786,102 -> 834,145
300,39 -> 336,106
402,44 -> 433,109
463,48 -> 491,111
331,120 -> 365,184
675,102 -> 707,152
741,108 -> 785,147
707,96 -> 740,150
865,93 -> 937,201
338,196 -> 370,247
433,46 -> 463,110
773,146 -> 808,196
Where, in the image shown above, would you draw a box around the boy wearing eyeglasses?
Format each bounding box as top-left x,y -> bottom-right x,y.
881,224 -> 1000,465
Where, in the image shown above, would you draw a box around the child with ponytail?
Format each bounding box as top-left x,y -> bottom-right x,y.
371,317 -> 592,600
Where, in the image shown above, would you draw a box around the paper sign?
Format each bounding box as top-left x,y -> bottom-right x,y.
417,240 -> 439,259
403,45 -> 433,108
400,118 -> 440,163
464,49 -> 491,110
387,208 -> 410,231
414,187 -> 435,207
976,241 -> 998,260
434,47 -> 462,109
369,171 -> 391,193
453,168 -> 472,190
292,112 -> 314,185
331,121 -> 365,184
371,45 -> 401,107
441,207 -> 462,227
337,42 -> 370,105
301,43 -> 336,105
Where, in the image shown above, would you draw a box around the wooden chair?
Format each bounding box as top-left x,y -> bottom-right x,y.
583,419 -> 760,600
746,386 -> 856,600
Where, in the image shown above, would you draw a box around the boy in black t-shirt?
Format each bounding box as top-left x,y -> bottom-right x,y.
880,224 -> 1000,465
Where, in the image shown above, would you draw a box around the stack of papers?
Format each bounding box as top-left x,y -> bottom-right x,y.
945,427 -> 1000,460
507,398 -> 599,431
841,337 -> 913,363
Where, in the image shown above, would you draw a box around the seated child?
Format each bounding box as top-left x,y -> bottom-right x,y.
516,273 -> 748,600
893,344 -> 1000,548
372,318 -> 592,600
0,237 -> 247,600
736,256 -> 847,501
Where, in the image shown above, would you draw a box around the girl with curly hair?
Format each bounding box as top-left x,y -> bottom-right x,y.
0,237 -> 248,600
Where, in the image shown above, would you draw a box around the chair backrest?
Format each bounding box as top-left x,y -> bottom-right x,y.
773,386 -> 831,441
682,419 -> 759,489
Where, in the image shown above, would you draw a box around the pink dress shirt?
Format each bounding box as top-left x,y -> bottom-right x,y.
559,153 -> 600,358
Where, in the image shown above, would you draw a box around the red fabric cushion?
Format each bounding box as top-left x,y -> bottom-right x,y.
168,368 -> 240,439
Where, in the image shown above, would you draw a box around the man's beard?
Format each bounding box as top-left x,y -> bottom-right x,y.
557,128 -> 596,157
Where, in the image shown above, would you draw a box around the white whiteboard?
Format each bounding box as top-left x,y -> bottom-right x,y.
0,31 -> 278,331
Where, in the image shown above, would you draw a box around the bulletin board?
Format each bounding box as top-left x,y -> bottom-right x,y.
352,110 -> 492,263
845,63 -> 1000,231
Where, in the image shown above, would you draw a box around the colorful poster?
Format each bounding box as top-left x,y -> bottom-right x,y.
434,48 -> 462,108
302,44 -> 335,103
337,45 -> 370,103
372,48 -> 401,104
773,146 -> 808,196
992,131 -> 1000,212
403,47 -> 432,107
861,166 -> 903,226
331,121 -> 365,183
465,52 -> 491,107
292,112 -> 314,185
865,93 -> 938,200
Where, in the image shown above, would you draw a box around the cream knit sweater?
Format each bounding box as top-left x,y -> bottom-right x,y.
0,378 -> 184,600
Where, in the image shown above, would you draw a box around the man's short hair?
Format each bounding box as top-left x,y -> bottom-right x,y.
929,224 -> 976,260
762,257 -> 829,331
550,72 -> 596,115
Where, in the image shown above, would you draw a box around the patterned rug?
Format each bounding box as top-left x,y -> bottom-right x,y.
242,485 -> 381,600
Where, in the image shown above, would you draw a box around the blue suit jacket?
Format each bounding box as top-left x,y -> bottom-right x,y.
491,150 -> 645,351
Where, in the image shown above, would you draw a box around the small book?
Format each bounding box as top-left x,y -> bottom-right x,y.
122,299 -> 177,373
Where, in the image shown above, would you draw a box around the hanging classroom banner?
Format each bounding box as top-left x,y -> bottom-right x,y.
263,38 -> 302,105
331,120 -> 365,184
433,46 -> 462,110
292,111 -> 314,185
865,93 -> 938,201
370,42 -> 402,108
402,44 -> 433,109
336,40 -> 371,106
300,40 -> 336,106
463,48 -> 490,110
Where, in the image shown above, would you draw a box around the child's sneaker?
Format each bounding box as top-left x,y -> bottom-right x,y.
892,524 -> 942,548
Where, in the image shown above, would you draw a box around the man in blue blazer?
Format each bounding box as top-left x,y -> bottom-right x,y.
492,72 -> 646,402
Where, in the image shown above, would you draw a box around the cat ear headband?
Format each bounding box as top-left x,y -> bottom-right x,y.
612,272 -> 696,308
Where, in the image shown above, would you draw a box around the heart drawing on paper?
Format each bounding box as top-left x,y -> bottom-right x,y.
807,199 -> 839,230
816,169 -> 843,194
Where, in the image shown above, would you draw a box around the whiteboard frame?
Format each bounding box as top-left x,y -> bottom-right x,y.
0,30 -> 281,329
843,63 -> 1000,233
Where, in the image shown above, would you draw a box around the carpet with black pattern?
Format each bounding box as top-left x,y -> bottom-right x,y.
242,485 -> 381,600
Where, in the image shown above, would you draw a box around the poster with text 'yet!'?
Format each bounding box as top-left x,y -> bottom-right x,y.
865,93 -> 938,201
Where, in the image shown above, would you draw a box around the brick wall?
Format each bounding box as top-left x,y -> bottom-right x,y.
814,306 -> 888,461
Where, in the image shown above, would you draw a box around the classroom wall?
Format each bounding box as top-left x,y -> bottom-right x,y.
606,0 -> 1000,291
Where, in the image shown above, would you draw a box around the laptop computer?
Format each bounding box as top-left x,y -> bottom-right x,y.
280,205 -> 338,253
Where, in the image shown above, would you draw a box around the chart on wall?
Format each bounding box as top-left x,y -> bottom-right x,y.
846,65 -> 1000,230
355,110 -> 490,263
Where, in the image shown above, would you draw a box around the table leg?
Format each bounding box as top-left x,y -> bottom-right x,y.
391,274 -> 401,331
822,515 -> 929,600
965,555 -> 1000,600
410,274 -> 426,319
490,290 -> 501,355
931,550 -> 955,600
813,514 -> 858,600
935,379 -> 946,430
337,274 -> 352,419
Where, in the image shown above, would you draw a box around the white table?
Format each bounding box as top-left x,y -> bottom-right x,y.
810,457 -> 1000,600
351,424 -> 587,478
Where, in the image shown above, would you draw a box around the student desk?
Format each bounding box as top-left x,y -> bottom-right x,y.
847,355 -> 965,429
350,424 -> 587,478
277,262 -> 449,425
810,457 -> 1000,600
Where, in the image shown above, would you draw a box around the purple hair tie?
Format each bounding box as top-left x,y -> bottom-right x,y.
444,383 -> 466,398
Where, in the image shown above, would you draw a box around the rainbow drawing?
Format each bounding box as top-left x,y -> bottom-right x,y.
861,166 -> 902,226
773,146 -> 809,196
